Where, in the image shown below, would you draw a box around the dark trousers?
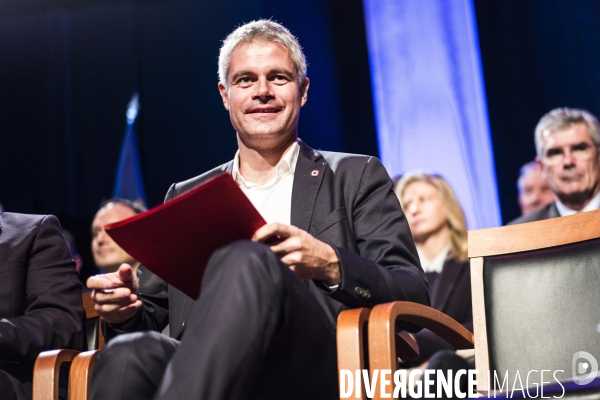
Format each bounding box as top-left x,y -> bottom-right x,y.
0,370 -> 31,400
90,241 -> 339,400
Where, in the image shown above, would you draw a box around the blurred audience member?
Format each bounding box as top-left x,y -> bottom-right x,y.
91,199 -> 146,273
510,108 -> 600,224
517,160 -> 555,216
0,212 -> 83,400
395,172 -> 472,362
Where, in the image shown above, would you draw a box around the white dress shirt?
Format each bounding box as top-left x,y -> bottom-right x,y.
555,190 -> 600,217
231,141 -> 300,225
416,246 -> 450,274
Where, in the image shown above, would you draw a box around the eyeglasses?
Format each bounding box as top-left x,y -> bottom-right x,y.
542,143 -> 598,166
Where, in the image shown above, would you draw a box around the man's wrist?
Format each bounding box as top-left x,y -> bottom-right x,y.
321,244 -> 341,286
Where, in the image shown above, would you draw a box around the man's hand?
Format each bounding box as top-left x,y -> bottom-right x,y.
86,263 -> 142,326
252,223 -> 341,286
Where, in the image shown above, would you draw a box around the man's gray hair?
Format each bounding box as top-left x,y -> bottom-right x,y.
218,20 -> 307,90
534,107 -> 600,158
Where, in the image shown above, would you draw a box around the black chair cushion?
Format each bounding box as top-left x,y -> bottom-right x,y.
484,237 -> 600,383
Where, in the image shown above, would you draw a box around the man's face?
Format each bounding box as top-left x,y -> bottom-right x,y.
518,167 -> 555,215
538,123 -> 600,209
218,40 -> 309,150
91,203 -> 137,272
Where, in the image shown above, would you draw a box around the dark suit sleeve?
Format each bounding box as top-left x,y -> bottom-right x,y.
327,158 -> 430,314
0,215 -> 84,362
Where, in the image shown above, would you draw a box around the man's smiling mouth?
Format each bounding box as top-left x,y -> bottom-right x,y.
248,107 -> 281,114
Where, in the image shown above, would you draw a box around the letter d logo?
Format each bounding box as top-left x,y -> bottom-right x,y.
572,351 -> 598,385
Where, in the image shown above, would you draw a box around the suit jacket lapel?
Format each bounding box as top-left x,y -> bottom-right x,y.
291,141 -> 326,232
548,203 -> 560,219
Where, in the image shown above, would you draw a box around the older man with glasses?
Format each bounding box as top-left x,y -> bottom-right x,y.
510,107 -> 600,224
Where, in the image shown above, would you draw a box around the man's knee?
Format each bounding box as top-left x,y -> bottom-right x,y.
202,240 -> 289,303
98,331 -> 178,366
208,240 -> 282,278
212,240 -> 275,264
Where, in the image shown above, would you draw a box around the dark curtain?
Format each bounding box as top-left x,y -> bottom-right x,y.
475,0 -> 600,223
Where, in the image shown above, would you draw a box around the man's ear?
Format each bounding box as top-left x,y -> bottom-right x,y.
300,77 -> 310,107
218,82 -> 230,110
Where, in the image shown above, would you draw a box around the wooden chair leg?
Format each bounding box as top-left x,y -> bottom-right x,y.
68,350 -> 100,400
337,307 -> 370,400
32,349 -> 80,400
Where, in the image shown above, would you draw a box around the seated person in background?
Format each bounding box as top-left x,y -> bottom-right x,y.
510,107 -> 600,224
394,172 -> 472,362
517,160 -> 555,216
86,20 -> 429,400
91,198 -> 146,274
0,212 -> 84,400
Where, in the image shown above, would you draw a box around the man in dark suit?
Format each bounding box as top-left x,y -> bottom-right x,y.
510,108 -> 600,225
87,20 -> 428,400
0,212 -> 84,400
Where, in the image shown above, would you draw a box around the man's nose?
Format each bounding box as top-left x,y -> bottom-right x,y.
253,78 -> 273,100
562,149 -> 576,167
96,230 -> 108,244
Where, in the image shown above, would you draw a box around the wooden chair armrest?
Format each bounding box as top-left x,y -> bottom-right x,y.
69,350 -> 100,400
368,301 -> 474,372
337,308 -> 371,372
32,349 -> 80,400
337,308 -> 371,400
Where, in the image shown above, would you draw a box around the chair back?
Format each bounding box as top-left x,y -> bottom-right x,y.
82,292 -> 105,351
468,209 -> 600,392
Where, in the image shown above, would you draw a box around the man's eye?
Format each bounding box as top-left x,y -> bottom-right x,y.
235,77 -> 253,85
272,75 -> 289,83
573,143 -> 590,152
546,149 -> 562,158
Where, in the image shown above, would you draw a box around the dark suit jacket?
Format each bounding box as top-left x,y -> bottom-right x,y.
412,258 -> 472,361
121,141 -> 429,340
508,203 -> 559,225
0,213 -> 84,392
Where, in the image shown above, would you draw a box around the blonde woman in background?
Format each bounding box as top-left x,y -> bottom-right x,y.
395,172 -> 473,370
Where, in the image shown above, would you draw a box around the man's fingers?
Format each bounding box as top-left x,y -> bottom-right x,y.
269,236 -> 302,255
117,263 -> 135,281
92,288 -> 134,303
87,273 -> 124,290
252,223 -> 293,242
94,296 -> 139,313
280,251 -> 303,266
95,300 -> 142,322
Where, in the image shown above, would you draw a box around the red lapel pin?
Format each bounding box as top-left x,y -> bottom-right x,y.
310,170 -> 319,177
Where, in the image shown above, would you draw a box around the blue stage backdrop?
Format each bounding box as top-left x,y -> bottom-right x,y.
363,0 -> 501,229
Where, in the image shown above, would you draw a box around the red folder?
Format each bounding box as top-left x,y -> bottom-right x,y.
105,173 -> 266,299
